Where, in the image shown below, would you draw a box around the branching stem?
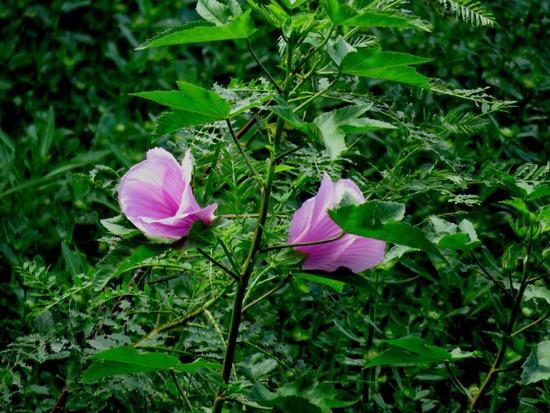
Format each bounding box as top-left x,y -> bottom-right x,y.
470,228 -> 533,410
247,39 -> 284,94
226,119 -> 263,187
261,231 -> 345,252
197,248 -> 239,281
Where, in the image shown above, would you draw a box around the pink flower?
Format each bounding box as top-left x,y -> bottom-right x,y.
288,174 -> 385,273
118,148 -> 217,242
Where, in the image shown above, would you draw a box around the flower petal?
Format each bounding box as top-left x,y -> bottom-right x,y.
300,235 -> 385,273
334,179 -> 365,204
181,150 -> 193,184
289,174 -> 337,243
332,236 -> 385,273
139,203 -> 218,240
288,174 -> 385,273
119,149 -> 185,223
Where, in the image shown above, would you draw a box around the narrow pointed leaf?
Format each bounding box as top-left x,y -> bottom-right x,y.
136,10 -> 255,50
81,347 -> 220,382
132,82 -> 231,132
341,48 -> 432,89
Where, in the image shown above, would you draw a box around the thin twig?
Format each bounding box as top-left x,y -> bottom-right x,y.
247,39 -> 283,94
445,362 -> 471,401
262,232 -> 345,252
49,386 -> 68,413
243,274 -> 292,313
292,25 -> 335,74
527,273 -> 548,283
169,368 -> 193,410
197,248 -> 240,281
223,397 -> 272,410
134,284 -> 231,347
471,227 -> 534,410
217,238 -> 241,276
511,308 -> 550,337
472,254 -> 513,298
226,119 -> 263,187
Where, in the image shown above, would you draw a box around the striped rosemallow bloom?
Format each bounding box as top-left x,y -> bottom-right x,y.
288,174 -> 385,273
118,148 -> 217,242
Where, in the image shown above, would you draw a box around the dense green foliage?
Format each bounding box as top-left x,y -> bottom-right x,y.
1,1 -> 548,412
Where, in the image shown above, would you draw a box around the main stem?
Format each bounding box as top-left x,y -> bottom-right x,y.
210,119 -> 284,413
470,229 -> 533,410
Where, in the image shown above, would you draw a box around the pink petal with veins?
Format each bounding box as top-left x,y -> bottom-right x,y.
118,148 -> 217,241
289,174 -> 385,273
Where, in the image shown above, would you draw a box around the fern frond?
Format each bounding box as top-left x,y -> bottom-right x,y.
436,111 -> 489,138
430,80 -> 516,110
437,0 -> 497,27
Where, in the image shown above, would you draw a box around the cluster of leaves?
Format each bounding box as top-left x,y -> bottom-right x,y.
1,0 -> 548,412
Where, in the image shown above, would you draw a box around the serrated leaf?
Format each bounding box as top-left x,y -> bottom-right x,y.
521,341 -> 550,384
523,285 -> 550,305
250,377 -> 354,413
81,347 -> 219,382
329,203 -> 439,254
323,0 -> 429,30
327,36 -> 356,65
196,0 -> 242,26
132,82 -> 231,133
341,48 -> 432,89
271,97 -> 313,134
136,10 -> 255,50
367,337 -> 452,367
313,104 -> 394,159
430,217 -> 480,250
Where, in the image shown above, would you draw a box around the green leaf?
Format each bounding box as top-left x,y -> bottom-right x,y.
132,82 -> 231,133
429,217 -> 480,250
367,337 -> 452,367
294,269 -> 374,292
196,0 -> 242,26
528,184 -> 550,200
329,203 -> 439,254
437,0 -> 497,27
93,243 -> 167,291
136,10 -> 256,50
521,341 -> 550,384
100,215 -> 141,238
539,205 -> 550,232
280,0 -> 310,9
271,97 -> 313,135
81,347 -> 219,382
313,104 -> 394,159
340,48 -> 432,89
323,0 -> 429,31
327,36 -> 356,65
250,377 -> 354,413
114,245 -> 167,277
295,272 -> 345,293
339,11 -> 429,31
40,106 -> 55,161
522,285 -> 550,305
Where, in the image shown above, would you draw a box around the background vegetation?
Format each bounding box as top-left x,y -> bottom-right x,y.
1,0 -> 548,412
